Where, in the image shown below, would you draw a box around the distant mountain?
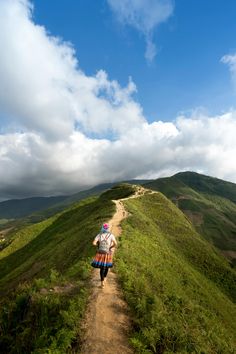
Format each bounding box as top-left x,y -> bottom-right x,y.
145,172 -> 236,264
24,183 -> 118,223
0,179 -> 151,222
175,171 -> 236,203
0,196 -> 67,219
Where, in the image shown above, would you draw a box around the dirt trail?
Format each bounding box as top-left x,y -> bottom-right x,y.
80,186 -> 150,354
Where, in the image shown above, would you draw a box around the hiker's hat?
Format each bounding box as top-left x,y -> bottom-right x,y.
101,223 -> 109,232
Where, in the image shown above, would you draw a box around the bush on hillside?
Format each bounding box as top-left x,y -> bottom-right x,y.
99,184 -> 135,201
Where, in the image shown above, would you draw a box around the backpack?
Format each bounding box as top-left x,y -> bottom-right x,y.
98,233 -> 111,254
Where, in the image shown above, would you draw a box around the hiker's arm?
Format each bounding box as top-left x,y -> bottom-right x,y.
92,235 -> 99,246
110,239 -> 117,249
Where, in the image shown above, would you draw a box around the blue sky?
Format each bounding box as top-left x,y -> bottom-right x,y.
33,0 -> 236,121
0,0 -> 236,200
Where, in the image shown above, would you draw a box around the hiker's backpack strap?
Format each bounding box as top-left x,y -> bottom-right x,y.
105,232 -> 111,240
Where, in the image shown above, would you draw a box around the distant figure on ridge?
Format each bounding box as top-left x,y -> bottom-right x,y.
91,223 -> 117,288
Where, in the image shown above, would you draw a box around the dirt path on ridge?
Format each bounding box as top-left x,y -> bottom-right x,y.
80,186 -> 149,354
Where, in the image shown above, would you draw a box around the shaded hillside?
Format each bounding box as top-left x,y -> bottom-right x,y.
0,196 -> 67,220
0,184 -> 114,222
145,172 -> 236,263
116,192 -> 236,353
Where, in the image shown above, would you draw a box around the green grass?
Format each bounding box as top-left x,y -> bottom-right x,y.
115,192 -> 236,353
1,182 -> 235,353
145,173 -> 236,257
0,216 -> 57,261
0,184 -> 135,353
99,183 -> 135,201
0,271 -> 89,354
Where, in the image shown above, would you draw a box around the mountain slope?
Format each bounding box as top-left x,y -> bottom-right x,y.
0,184 -> 135,353
144,172 -> 236,263
1,183 -> 236,353
116,191 -> 236,352
176,171 -> 236,203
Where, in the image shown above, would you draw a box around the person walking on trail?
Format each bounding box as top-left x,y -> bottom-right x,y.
91,223 -> 117,288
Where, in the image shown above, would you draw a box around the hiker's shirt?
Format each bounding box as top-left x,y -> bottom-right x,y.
94,232 -> 116,253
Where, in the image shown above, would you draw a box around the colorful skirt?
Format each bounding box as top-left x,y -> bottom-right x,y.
91,252 -> 113,268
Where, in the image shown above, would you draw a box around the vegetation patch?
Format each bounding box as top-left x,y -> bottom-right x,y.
99,183 -> 135,201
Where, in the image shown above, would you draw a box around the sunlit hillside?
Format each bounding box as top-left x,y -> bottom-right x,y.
145,172 -> 236,265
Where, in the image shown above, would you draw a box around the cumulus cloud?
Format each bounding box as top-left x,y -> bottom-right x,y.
107,0 -> 174,62
0,0 -> 144,140
0,0 -> 236,200
1,111 -> 236,200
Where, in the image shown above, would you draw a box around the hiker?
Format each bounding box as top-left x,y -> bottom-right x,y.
91,223 -> 117,287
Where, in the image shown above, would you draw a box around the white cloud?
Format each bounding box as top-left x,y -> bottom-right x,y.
107,0 -> 174,62
1,111 -> 236,200
221,53 -> 236,91
0,0 -> 236,200
0,0 -> 144,140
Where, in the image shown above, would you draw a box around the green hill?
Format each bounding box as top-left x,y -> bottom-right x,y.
0,183 -> 236,353
145,172 -> 236,264
116,191 -> 236,353
176,171 -> 236,203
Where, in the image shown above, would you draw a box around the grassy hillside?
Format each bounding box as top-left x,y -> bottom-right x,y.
1,182 -> 235,353
176,171 -> 236,203
116,192 -> 236,353
145,172 -> 236,264
0,184 -> 135,353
